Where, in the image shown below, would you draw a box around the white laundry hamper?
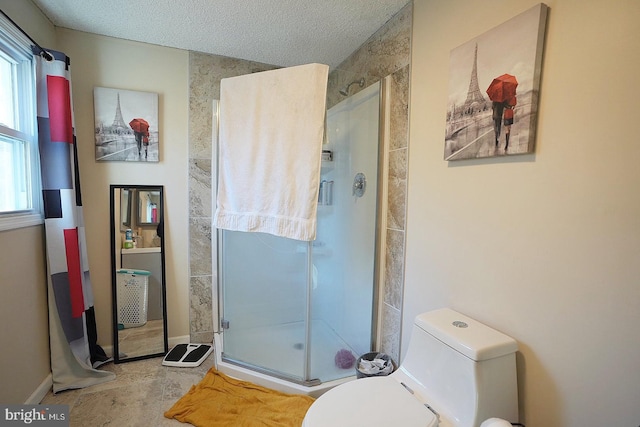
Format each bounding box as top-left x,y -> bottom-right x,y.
116,269 -> 150,329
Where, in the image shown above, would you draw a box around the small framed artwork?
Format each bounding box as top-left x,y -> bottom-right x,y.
94,87 -> 159,162
444,3 -> 548,161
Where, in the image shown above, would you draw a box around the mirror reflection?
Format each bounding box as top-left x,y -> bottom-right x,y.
138,190 -> 161,225
110,185 -> 168,363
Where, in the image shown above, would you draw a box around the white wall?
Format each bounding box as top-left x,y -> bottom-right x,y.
56,29 -> 190,346
0,0 -> 56,47
406,1 -> 640,426
0,1 -> 189,402
0,227 -> 50,403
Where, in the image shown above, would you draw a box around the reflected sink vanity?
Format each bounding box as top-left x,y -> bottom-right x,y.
121,247 -> 161,254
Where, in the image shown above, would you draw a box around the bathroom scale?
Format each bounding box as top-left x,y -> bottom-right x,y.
162,343 -> 213,367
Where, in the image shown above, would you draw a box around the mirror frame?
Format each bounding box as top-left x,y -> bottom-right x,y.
110,184 -> 168,363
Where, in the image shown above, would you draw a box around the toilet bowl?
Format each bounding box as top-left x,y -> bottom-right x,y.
303,374 -> 438,426
303,308 -> 519,427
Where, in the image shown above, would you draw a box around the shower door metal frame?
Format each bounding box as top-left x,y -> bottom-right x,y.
371,75 -> 391,352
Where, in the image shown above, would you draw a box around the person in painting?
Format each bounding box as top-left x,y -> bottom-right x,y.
142,134 -> 149,159
492,101 -> 505,147
134,130 -> 150,158
503,96 -> 516,151
134,131 -> 143,156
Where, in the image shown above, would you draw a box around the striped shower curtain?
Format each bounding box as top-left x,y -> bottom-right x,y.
34,48 -> 115,393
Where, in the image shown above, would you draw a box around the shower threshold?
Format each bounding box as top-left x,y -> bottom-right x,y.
214,338 -> 354,398
213,320 -> 358,397
220,355 -> 322,387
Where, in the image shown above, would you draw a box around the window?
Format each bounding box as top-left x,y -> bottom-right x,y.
0,14 -> 42,231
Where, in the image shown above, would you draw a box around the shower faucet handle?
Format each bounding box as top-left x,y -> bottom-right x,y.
353,172 -> 366,197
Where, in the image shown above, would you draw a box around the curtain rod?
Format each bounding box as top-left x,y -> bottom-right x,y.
0,9 -> 54,61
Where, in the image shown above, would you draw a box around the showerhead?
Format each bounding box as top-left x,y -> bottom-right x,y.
339,78 -> 365,96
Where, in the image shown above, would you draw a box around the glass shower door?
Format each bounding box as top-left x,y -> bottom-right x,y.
219,230 -> 311,382
218,81 -> 381,385
310,81 -> 381,382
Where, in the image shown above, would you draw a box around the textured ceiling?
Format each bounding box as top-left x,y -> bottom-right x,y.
31,0 -> 411,70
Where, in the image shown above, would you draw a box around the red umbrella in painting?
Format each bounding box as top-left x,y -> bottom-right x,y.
129,118 -> 149,135
129,118 -> 150,156
486,74 -> 518,104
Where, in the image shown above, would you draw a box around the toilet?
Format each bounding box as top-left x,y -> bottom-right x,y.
302,308 -> 519,427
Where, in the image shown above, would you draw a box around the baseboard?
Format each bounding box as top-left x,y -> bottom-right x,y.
102,343 -> 114,357
26,373 -> 52,404
169,335 -> 191,347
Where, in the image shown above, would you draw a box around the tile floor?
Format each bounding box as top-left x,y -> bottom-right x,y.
41,352 -> 216,426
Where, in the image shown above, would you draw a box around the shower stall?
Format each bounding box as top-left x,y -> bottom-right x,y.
213,80 -> 387,395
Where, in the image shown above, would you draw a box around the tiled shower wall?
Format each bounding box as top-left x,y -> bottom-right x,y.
187,3 -> 411,363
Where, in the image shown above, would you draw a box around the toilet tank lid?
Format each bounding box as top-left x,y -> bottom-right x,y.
415,308 -> 518,361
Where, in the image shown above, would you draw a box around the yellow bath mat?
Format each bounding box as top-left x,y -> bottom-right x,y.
165,368 -> 315,426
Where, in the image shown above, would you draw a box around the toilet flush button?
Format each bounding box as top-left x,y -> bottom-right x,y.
452,321 -> 468,328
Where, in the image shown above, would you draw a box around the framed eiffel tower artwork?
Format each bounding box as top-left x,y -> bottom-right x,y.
93,87 -> 159,162
444,3 -> 548,161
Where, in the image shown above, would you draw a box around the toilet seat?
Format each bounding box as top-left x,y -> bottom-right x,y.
302,376 -> 438,427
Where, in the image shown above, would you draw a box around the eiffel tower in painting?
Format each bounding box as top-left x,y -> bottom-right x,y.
111,93 -> 129,131
463,43 -> 486,112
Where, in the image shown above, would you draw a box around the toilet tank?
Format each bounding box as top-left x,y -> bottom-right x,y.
397,308 -> 518,426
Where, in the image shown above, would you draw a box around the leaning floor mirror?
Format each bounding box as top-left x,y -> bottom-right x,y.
110,185 -> 168,363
